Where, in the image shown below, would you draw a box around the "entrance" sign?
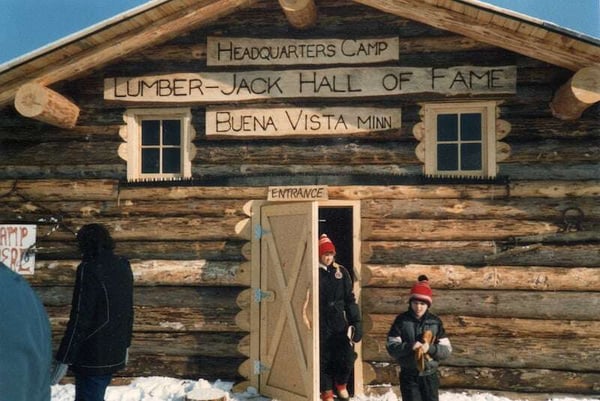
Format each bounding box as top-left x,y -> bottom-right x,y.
268,186 -> 328,201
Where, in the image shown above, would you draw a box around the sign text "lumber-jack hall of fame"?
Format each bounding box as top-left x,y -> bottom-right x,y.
104,66 -> 517,102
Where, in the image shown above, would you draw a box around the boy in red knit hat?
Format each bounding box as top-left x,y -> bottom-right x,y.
318,234 -> 362,401
386,275 -> 452,401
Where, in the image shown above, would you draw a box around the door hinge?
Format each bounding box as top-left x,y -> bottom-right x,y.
253,360 -> 270,375
253,224 -> 270,239
254,288 -> 275,303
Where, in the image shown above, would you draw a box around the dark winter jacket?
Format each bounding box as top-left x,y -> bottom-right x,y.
386,308 -> 452,376
319,262 -> 361,339
0,263 -> 52,401
56,252 -> 134,375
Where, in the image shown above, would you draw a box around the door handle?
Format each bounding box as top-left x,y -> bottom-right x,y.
302,287 -> 312,331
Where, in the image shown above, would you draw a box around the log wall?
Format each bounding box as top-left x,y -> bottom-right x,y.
0,0 -> 598,396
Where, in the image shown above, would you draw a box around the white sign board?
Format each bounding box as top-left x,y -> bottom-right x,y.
104,65 -> 517,103
207,36 -> 399,66
0,224 -> 37,275
206,107 -> 401,137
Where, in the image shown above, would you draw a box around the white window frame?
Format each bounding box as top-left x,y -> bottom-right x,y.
422,101 -> 496,177
123,108 -> 193,181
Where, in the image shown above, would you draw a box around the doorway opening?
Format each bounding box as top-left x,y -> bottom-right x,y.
318,207 -> 354,280
318,204 -> 361,397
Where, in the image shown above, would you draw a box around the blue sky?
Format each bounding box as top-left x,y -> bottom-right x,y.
0,0 -> 598,65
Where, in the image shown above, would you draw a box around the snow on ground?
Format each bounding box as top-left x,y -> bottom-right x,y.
50,377 -> 600,401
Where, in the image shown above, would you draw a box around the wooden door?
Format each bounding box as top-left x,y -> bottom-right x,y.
259,202 -> 319,401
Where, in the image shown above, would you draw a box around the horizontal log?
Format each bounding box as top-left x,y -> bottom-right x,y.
507,118 -> 600,139
361,288 -> 600,320
362,264 -> 600,291
329,184 -> 509,200
362,241 -> 600,266
4,180 -> 596,202
362,218 -> 558,241
5,136 -> 596,169
484,242 -> 600,266
130,332 -> 245,357
362,240 -> 495,265
0,199 -> 251,219
129,306 -> 241,332
32,216 -> 251,241
31,240 -> 246,261
119,354 -> 244,381
28,260 -> 250,287
119,185 -> 266,201
367,365 -> 600,394
38,286 -> 243,308
0,164 -> 125,180
500,162 -> 600,181
0,142 -> 121,165
507,139 -> 600,163
360,197 -> 600,220
193,142 -> 419,165
363,335 -> 599,371
509,180 -> 600,198
365,313 -> 600,339
0,179 -> 117,200
0,124 -> 122,142
46,305 -> 246,337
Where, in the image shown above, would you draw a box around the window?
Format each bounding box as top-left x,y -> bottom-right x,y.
422,102 -> 496,177
123,108 -> 194,180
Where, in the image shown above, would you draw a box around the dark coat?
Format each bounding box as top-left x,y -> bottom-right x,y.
56,252 -> 134,376
386,308 -> 452,376
319,262 -> 361,338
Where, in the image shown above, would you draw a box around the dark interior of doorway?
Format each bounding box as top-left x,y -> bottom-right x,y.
318,206 -> 357,396
318,207 -> 354,280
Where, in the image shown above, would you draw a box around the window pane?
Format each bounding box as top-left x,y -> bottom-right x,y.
163,120 -> 181,145
437,144 -> 458,171
162,148 -> 181,173
460,113 -> 481,141
141,149 -> 160,173
461,143 -> 482,170
437,114 -> 458,141
141,120 -> 160,145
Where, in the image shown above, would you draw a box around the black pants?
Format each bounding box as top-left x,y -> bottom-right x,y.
399,369 -> 439,401
320,332 -> 356,392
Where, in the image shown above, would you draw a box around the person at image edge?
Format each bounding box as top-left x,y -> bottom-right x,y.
318,233 -> 362,401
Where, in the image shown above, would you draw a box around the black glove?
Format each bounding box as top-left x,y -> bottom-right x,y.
350,320 -> 363,343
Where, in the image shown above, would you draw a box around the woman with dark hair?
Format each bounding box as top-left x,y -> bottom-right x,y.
52,223 -> 134,401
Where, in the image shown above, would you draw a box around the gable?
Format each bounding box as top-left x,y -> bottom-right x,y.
0,0 -> 598,111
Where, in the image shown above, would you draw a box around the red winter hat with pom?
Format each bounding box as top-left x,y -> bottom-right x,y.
318,234 -> 336,256
409,275 -> 433,306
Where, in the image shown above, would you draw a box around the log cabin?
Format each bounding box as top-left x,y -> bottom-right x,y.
0,0 -> 599,399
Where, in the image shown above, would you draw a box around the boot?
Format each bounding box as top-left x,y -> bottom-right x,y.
335,384 -> 350,401
321,390 -> 334,401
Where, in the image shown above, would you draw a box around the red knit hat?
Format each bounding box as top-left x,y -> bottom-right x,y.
319,234 -> 336,256
409,275 -> 433,306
